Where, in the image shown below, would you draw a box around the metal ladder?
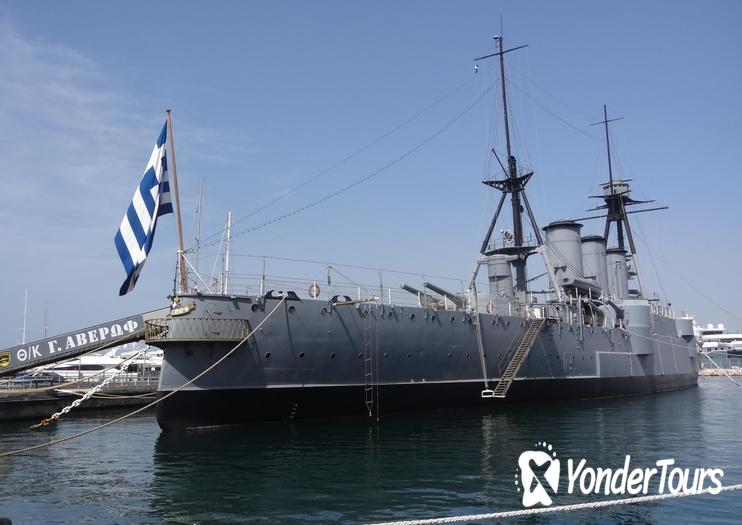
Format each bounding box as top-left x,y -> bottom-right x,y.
493,318 -> 545,398
362,305 -> 378,418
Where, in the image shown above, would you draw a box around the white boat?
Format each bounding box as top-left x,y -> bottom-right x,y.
41,355 -> 125,380
39,347 -> 164,381
120,347 -> 163,376
695,323 -> 742,354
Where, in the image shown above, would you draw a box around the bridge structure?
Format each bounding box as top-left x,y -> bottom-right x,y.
0,308 -> 170,377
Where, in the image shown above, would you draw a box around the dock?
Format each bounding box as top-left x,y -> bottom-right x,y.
0,377 -> 157,421
699,368 -> 742,377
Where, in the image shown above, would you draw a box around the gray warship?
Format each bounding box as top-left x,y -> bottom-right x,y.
147,38 -> 698,430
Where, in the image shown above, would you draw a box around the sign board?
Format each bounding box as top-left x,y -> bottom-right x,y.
0,308 -> 169,377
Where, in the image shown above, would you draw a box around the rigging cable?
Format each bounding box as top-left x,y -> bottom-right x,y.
630,227 -> 742,325
196,252 -> 470,283
633,216 -> 670,303
197,77 -> 477,246
506,78 -> 603,142
195,80 -> 499,250
509,61 -> 600,121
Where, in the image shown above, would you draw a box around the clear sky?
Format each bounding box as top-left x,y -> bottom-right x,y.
0,1 -> 740,347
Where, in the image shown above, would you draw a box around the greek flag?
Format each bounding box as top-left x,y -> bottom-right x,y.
114,122 -> 173,296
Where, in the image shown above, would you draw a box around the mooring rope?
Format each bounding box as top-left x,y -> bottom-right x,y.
617,327 -> 741,388
0,297 -> 286,458
366,483 -> 742,525
699,349 -> 742,387
29,347 -> 148,429
70,391 -> 157,399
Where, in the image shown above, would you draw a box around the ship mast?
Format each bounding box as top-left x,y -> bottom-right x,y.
593,105 -> 627,249
589,105 -> 649,297
496,36 -> 525,260
474,35 -> 542,294
166,110 -> 189,295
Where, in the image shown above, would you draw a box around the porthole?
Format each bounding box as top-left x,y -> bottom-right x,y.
384,352 -> 389,357
251,304 -> 259,312
299,352 -> 305,359
407,353 -> 412,358
447,353 -> 453,358
330,352 -> 336,359
450,316 -> 455,323
409,313 -> 416,321
357,352 -> 363,358
288,305 -> 296,314
264,352 -> 272,359
431,315 -> 437,322
466,353 -> 471,358
321,307 -> 328,316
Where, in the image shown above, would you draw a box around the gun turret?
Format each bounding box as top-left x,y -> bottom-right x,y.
400,283 -> 440,308
423,281 -> 464,309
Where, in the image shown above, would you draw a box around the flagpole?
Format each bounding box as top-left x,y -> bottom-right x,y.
166,109 -> 189,294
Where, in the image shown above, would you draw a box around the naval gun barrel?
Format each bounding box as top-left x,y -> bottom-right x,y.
423,281 -> 465,308
400,282 -> 426,297
400,283 -> 438,307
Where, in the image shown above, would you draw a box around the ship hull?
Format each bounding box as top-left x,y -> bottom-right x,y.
153,295 -> 699,430
155,374 -> 697,430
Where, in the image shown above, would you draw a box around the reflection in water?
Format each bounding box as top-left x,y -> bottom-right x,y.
0,380 -> 740,524
149,386 -> 722,524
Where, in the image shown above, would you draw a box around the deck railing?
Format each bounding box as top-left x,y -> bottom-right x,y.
145,317 -> 250,342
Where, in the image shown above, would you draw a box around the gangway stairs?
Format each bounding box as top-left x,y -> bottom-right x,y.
0,308 -> 169,377
493,318 -> 545,398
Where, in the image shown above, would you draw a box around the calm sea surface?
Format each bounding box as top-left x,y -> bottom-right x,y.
0,377 -> 740,525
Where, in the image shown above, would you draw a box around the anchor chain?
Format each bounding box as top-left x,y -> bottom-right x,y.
30,348 -> 146,430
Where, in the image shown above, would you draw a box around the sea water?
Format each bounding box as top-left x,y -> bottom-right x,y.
0,377 -> 740,524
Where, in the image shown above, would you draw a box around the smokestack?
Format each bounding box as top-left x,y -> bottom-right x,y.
542,220 -> 584,285
581,235 -> 609,296
606,248 -> 629,300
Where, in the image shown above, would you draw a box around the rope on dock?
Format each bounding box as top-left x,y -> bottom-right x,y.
67,391 -> 157,399
0,297 -> 286,459
366,483 -> 742,525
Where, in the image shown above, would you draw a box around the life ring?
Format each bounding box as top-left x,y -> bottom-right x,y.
308,281 -> 321,298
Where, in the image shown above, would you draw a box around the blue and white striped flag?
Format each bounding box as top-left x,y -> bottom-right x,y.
115,122 -> 173,296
